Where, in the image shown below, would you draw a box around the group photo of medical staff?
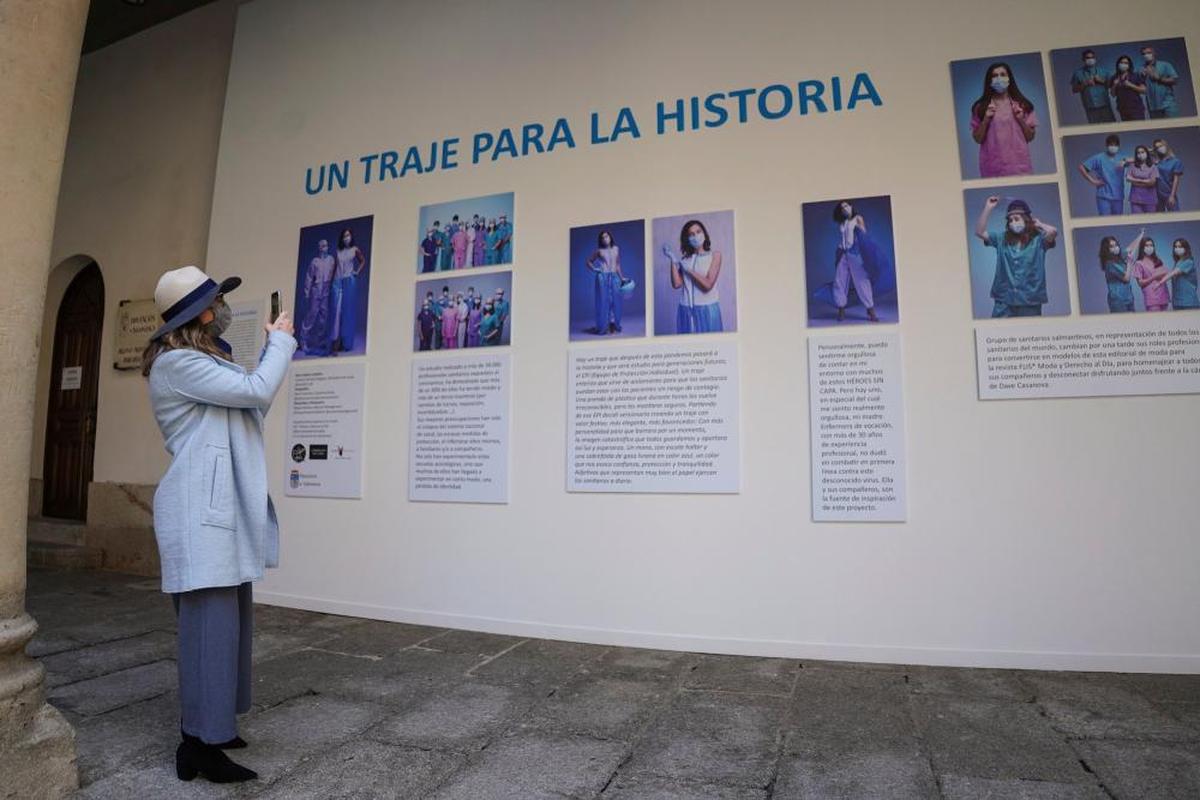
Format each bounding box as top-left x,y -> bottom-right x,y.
292,215 -> 373,359
950,51 -> 1058,180
962,183 -> 1071,319
801,195 -> 899,327
651,210 -> 738,336
1072,221 -> 1200,314
568,219 -> 646,340
415,191 -> 514,273
412,273 -> 512,352
1064,126 -> 1197,218
1050,38 -> 1196,126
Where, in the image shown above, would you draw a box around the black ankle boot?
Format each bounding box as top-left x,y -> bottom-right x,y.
176,734 -> 257,783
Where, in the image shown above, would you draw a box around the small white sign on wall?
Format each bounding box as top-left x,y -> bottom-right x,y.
61,366 -> 83,391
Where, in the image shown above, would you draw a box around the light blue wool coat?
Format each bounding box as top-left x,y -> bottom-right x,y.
149,331 -> 296,593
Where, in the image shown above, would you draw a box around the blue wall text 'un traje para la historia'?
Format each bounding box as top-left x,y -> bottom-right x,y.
303,73 -> 884,196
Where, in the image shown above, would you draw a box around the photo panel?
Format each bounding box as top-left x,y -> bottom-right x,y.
1050,37 -> 1196,127
650,210 -> 738,336
1063,125 -> 1199,218
949,51 -> 1058,180
801,195 -> 899,327
568,219 -> 646,340
961,183 -> 1071,319
1073,220 -> 1200,314
292,215 -> 373,360
416,192 -> 514,273
414,271 -> 513,351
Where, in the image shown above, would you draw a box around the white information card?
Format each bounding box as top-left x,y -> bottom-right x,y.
285,361 -> 365,498
808,332 -> 908,523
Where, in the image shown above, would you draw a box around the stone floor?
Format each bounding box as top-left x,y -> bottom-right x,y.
23,567 -> 1200,799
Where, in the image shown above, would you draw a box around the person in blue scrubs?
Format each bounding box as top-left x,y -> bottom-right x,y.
1097,235 -> 1135,313
1140,46 -> 1180,118
495,215 -> 513,264
1165,238 -> 1198,310
493,288 -> 510,342
1152,137 -> 1185,212
480,301 -> 501,345
419,228 -> 437,273
1079,134 -> 1128,216
1071,49 -> 1115,123
484,220 -> 499,265
974,196 -> 1059,317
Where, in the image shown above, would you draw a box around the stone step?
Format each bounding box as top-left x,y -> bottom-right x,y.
27,516 -> 86,547
27,540 -> 102,571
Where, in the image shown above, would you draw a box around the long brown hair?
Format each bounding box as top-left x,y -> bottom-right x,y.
141,317 -> 230,377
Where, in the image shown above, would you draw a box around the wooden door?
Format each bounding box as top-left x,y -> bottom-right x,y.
42,262 -> 104,520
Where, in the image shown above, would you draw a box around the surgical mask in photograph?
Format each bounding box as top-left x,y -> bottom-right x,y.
990,77 -> 1010,92
1143,53 -> 1155,63
1008,219 -> 1026,234
1157,146 -> 1168,156
688,233 -> 705,249
1109,245 -> 1121,256
1085,58 -> 1097,67
1107,145 -> 1120,156
1118,63 -> 1130,73
1175,247 -> 1186,257
1145,246 -> 1156,256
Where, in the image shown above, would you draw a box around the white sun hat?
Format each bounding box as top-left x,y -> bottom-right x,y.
151,265 -> 241,340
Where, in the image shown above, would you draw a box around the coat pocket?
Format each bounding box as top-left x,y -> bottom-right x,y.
200,444 -> 237,531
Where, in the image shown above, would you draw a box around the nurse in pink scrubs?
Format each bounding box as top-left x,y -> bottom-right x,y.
440,298 -> 460,347
970,62 -> 1039,178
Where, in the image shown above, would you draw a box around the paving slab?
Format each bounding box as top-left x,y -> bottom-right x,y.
41,629 -> 176,688
940,774 -> 1110,799
429,731 -> 629,800
911,695 -> 1090,784
469,638 -> 609,691
47,658 -> 177,717
623,691 -> 785,789
773,749 -> 938,800
519,672 -> 676,740
73,691 -> 180,785
682,655 -> 799,696
255,738 -> 465,799
601,773 -> 768,799
1120,672 -> 1200,703
365,679 -> 534,751
788,674 -> 915,753
907,665 -> 1035,702
1024,672 -> 1198,741
1075,738 -> 1200,800
305,618 -> 446,659
248,647 -> 404,709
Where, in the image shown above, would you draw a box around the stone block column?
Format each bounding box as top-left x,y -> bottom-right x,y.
0,1 -> 90,797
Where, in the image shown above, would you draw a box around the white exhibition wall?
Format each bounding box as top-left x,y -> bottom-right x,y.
206,0 -> 1200,671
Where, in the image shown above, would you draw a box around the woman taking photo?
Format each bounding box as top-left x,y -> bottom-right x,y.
142,265 -> 296,784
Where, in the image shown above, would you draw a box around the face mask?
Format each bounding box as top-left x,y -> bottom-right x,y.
205,303 -> 233,337
1085,58 -> 1097,67
1118,63 -> 1130,73
1174,247 -> 1185,257
1143,53 -> 1155,63
1109,245 -> 1121,256
688,233 -> 704,249
1008,220 -> 1026,234
1144,247 -> 1155,256
1157,146 -> 1168,156
1107,145 -> 1120,156
1137,152 -> 1148,162
991,77 -> 1009,92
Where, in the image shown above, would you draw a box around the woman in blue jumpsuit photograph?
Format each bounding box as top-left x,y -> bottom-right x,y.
585,229 -> 630,334
141,265 -> 296,784
1097,234 -> 1136,312
974,196 -> 1059,317
330,227 -> 366,353
1165,238 -> 1198,310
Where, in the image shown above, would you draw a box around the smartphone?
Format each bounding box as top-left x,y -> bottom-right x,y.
270,291 -> 282,323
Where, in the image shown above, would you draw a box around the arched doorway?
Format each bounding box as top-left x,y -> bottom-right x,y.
42,261 -> 104,521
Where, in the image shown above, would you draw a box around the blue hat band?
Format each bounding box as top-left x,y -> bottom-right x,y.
162,278 -> 219,323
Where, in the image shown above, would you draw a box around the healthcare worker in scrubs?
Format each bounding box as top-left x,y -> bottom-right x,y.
1140,45 -> 1180,119
970,62 -> 1039,178
1132,235 -> 1171,311
1152,137 -> 1185,212
493,288 -> 510,342
485,221 -> 500,265
1163,238 -> 1197,310
1079,134 -> 1128,216
1126,145 -> 1160,214
440,295 -> 460,348
1070,49 -> 1115,123
480,301 -> 501,345
467,298 -> 483,347
1097,235 -> 1135,313
495,214 -> 513,264
419,228 -> 437,274
417,300 -> 436,350
1110,54 -> 1147,121
974,196 -> 1058,317
661,219 -> 724,333
300,238 -> 335,354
